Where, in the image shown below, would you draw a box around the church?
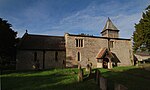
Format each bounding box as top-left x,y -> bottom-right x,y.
16,18 -> 133,70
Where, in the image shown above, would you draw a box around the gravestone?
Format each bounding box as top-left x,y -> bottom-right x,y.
95,69 -> 101,85
78,64 -> 81,69
115,83 -> 128,90
86,64 -> 91,73
100,76 -> 107,90
78,69 -> 83,82
145,66 -> 150,71
94,69 -> 98,81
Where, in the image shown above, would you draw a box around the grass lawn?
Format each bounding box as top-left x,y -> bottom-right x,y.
99,66 -> 150,90
1,66 -> 150,90
1,68 -> 99,90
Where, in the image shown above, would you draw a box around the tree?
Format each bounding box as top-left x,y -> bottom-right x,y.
0,18 -> 17,69
133,5 -> 150,52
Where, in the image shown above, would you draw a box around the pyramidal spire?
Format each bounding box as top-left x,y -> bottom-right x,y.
101,17 -> 119,38
102,17 -> 118,32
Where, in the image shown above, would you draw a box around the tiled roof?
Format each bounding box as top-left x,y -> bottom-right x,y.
17,33 -> 65,51
96,48 -> 114,59
102,17 -> 119,33
96,48 -> 107,59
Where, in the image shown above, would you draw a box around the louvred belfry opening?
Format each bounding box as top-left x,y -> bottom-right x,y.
101,17 -> 119,38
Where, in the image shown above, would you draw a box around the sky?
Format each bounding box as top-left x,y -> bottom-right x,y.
0,0 -> 150,38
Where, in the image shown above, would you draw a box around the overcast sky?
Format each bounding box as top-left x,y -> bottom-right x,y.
0,0 -> 150,38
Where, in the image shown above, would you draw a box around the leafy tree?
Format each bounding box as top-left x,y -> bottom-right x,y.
0,18 -> 17,69
133,5 -> 150,52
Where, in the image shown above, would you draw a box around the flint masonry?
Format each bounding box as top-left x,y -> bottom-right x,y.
16,18 -> 133,70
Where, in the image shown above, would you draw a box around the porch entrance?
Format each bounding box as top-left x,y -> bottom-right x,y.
103,58 -> 109,68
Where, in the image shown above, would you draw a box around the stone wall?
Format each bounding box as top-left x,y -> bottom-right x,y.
16,50 -> 65,70
102,30 -> 119,38
17,33 -> 133,70
65,33 -> 133,68
110,39 -> 133,66
45,51 -> 66,69
65,34 -> 108,68
108,30 -> 119,38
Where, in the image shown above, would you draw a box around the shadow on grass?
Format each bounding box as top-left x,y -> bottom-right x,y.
1,68 -> 57,75
2,67 -> 150,90
1,69 -> 99,90
100,67 -> 150,90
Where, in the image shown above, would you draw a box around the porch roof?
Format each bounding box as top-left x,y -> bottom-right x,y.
96,48 -> 114,59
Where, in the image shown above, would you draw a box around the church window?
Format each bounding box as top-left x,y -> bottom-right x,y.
77,52 -> 81,61
109,41 -> 113,48
55,51 -> 58,62
75,39 -> 84,47
76,39 -> 78,47
34,52 -> 37,61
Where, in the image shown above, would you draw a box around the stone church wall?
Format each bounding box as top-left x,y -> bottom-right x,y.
65,34 -> 108,68
65,33 -> 133,68
110,39 -> 133,66
45,51 -> 66,69
16,50 -> 42,70
16,50 -> 65,70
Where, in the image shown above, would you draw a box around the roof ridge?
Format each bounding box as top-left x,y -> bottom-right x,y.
27,34 -> 64,37
68,33 -> 130,40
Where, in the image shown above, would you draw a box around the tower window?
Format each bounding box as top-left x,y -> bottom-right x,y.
75,39 -> 84,47
77,52 -> 81,61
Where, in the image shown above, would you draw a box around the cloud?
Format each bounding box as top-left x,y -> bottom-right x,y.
46,1 -> 144,38
111,13 -> 142,38
6,0 -> 55,37
1,0 -> 149,38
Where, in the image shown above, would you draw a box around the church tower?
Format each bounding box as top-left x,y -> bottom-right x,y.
101,17 -> 119,38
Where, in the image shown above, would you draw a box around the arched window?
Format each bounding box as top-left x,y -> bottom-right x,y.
55,51 -> 58,62
77,52 -> 81,61
34,52 -> 37,61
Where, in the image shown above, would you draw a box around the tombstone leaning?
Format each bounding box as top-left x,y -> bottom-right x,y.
94,69 -> 98,81
114,83 -> 128,90
78,69 -> 83,82
100,76 -> 107,90
96,70 -> 101,85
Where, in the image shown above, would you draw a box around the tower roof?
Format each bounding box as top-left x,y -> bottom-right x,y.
102,17 -> 118,33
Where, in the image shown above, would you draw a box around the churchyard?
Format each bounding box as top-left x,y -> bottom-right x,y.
1,65 -> 150,90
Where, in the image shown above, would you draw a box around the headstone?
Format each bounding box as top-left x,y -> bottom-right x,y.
94,69 -> 98,81
95,70 -> 101,85
89,63 -> 92,67
78,69 -> 83,82
145,67 -> 150,71
78,64 -> 81,69
100,77 -> 107,90
86,64 -> 91,72
115,83 -> 128,90
144,64 -> 150,71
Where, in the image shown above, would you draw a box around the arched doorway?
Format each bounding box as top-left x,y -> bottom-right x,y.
103,58 -> 109,68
